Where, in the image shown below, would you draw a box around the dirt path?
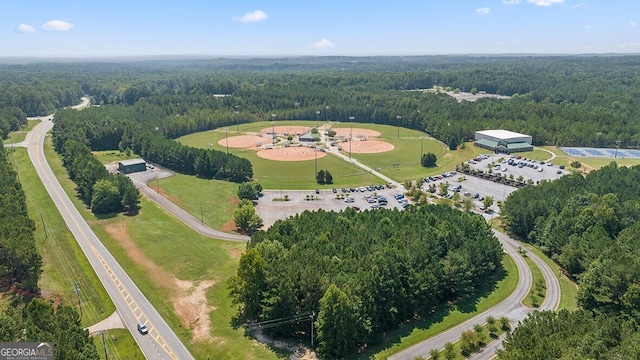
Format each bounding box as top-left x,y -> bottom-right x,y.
104,220 -> 216,343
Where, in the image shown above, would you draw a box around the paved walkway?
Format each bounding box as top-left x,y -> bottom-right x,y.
86,311 -> 126,334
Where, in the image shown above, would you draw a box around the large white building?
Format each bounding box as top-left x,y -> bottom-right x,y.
474,130 -> 533,153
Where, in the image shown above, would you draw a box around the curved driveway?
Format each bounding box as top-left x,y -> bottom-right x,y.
390,230 -> 560,360
27,111 -> 193,359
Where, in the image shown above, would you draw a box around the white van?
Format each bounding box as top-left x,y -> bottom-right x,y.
345,197 -> 355,203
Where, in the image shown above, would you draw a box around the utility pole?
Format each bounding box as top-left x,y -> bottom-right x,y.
271,114 -> 276,145
225,128 -> 229,154
310,311 -> 315,348
102,331 -> 108,360
235,106 -> 240,133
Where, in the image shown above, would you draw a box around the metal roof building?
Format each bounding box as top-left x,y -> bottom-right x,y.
474,130 -> 533,154
117,158 -> 147,174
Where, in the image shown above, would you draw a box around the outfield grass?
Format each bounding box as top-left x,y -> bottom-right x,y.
177,123 -> 493,188
365,254 -> 518,360
177,121 -> 383,189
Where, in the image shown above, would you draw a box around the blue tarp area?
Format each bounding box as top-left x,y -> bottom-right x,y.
560,147 -> 640,159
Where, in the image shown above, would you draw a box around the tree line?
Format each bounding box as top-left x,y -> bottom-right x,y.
0,143 -> 41,293
0,142 -> 96,358
51,105 -> 253,182
497,163 -> 640,358
229,205 -> 503,358
60,140 -> 140,214
3,56 -> 640,150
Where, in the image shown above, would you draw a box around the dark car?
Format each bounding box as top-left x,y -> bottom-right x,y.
137,323 -> 149,335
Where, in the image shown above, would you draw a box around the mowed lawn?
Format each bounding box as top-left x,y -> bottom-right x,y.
177,121 -> 382,189
39,139 -> 278,359
178,121 -> 491,187
90,199 -> 278,360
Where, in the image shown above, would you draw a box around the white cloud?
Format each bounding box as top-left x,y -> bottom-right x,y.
42,20 -> 74,31
619,42 -> 640,48
312,38 -> 335,49
476,7 -> 491,15
630,22 -> 637,27
503,0 -> 521,4
18,24 -> 35,33
234,10 -> 268,23
527,0 -> 565,6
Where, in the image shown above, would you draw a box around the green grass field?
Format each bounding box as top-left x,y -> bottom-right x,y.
42,139 -> 278,359
177,121 -> 495,188
366,254 -> 518,360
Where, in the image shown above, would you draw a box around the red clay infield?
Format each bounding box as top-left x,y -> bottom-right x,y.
217,135 -> 267,148
348,140 -> 395,153
260,126 -> 311,136
257,147 -> 327,161
332,128 -> 381,138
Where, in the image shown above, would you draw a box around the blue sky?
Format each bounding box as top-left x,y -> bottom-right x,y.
2,0 -> 639,57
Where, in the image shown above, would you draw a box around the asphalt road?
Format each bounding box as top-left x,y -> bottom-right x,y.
128,170 -> 249,242
389,230 -> 561,360
27,114 -> 194,359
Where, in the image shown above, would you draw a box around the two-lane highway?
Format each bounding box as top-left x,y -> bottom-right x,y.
27,117 -> 193,359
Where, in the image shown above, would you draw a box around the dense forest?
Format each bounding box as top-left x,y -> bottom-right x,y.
229,205 -> 503,358
497,164 -> 640,358
0,144 -> 41,293
0,142 -> 96,358
3,56 -> 640,149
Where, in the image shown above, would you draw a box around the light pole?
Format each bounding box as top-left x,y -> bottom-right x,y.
316,110 -> 320,130
396,115 -> 402,139
325,106 -> 329,123
225,128 -> 229,154
615,140 -> 622,158
349,116 -> 355,160
235,107 -> 240,133
595,132 -> 602,148
271,114 -> 276,145
420,136 -> 425,163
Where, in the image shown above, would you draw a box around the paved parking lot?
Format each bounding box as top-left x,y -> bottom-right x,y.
255,153 -> 569,226
255,187 -> 406,228
466,153 -> 566,184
